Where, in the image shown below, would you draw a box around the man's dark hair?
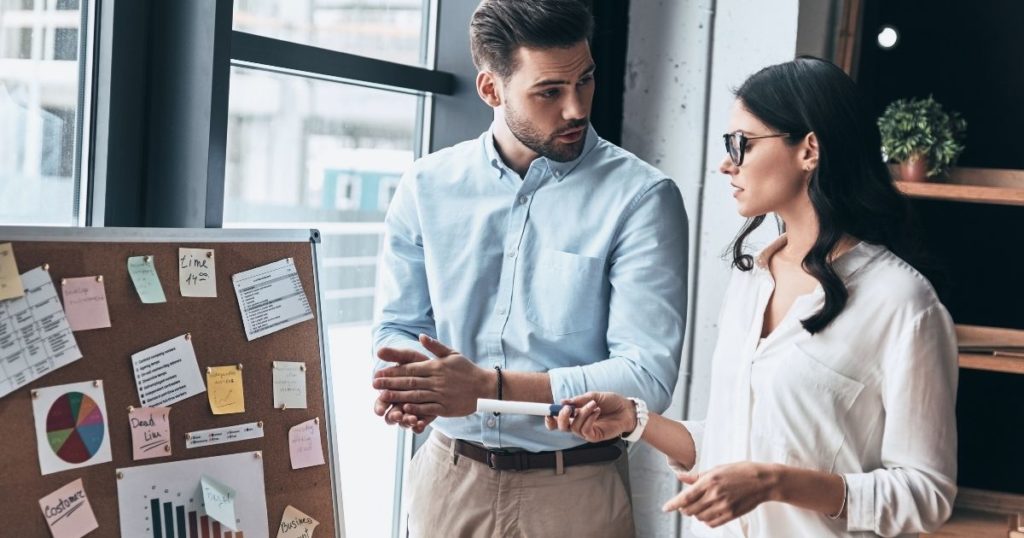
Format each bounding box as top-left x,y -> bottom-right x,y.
470,0 -> 594,79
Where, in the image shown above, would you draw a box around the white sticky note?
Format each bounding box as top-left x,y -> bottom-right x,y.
179,248 -> 217,297
31,380 -> 113,475
273,361 -> 307,410
61,276 -> 112,332
0,242 -> 24,300
277,504 -> 319,538
200,474 -> 238,531
127,255 -> 167,304
0,266 -> 83,399
288,418 -> 325,470
130,334 -> 206,407
38,478 -> 99,538
232,258 -> 313,341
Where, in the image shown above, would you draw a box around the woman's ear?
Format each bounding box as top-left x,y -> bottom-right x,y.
476,71 -> 502,108
800,132 -> 820,172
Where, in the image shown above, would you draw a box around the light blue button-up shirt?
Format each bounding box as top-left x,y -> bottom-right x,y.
372,123 -> 688,451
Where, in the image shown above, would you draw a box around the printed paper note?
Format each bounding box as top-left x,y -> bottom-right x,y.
116,452 -> 267,538
232,258 -> 313,341
277,504 -> 319,538
179,248 -> 216,297
288,418 -> 325,470
130,334 -> 206,407
38,478 -> 99,538
200,475 -> 238,531
32,380 -> 113,475
129,406 -> 171,460
0,242 -> 24,300
185,421 -> 264,449
273,361 -> 307,410
0,266 -> 82,398
61,276 -> 112,332
207,365 -> 245,415
127,256 -> 167,304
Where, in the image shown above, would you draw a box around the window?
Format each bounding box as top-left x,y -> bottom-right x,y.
223,3 -> 450,536
0,0 -> 91,225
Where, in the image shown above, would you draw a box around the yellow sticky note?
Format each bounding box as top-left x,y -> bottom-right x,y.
0,243 -> 24,301
207,365 -> 245,415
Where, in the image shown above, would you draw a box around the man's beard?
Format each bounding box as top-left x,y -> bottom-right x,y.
504,102 -> 588,163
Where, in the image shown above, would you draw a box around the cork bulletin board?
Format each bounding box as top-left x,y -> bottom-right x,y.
0,227 -> 342,538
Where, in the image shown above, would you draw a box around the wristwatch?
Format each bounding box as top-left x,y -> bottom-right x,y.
621,397 -> 649,443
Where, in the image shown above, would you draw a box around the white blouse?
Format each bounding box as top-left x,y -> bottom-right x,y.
677,236 -> 958,537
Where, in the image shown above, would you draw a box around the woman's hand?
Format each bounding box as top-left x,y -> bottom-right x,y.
544,391 -> 636,442
663,462 -> 781,529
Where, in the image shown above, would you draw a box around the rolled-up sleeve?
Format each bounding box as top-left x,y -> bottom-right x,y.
844,304 -> 959,536
548,179 -> 688,413
371,171 -> 437,373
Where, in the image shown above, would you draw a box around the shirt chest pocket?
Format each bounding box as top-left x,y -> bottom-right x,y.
525,249 -> 606,336
759,346 -> 865,472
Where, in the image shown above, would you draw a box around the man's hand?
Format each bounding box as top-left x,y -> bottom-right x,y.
372,346 -> 435,433
544,391 -> 637,442
374,334 -> 495,418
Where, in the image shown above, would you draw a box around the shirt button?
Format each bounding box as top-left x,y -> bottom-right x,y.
553,170 -> 562,178
496,306 -> 506,316
486,417 -> 497,428
507,249 -> 517,258
518,195 -> 529,205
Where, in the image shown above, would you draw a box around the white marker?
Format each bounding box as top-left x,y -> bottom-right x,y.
476,398 -> 576,417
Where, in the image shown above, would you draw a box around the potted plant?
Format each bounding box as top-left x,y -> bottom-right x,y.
877,95 -> 967,182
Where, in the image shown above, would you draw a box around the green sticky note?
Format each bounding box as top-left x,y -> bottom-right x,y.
200,475 -> 237,531
127,256 -> 167,304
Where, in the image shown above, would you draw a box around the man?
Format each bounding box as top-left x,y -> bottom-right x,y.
371,1 -> 688,535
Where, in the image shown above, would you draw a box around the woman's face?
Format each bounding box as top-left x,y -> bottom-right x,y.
719,100 -> 812,218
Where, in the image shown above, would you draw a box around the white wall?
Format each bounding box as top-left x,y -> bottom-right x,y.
622,1 -> 800,536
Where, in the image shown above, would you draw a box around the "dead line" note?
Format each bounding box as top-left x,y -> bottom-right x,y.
129,406 -> 171,460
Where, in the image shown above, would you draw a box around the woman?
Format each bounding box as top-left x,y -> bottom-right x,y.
548,57 -> 958,537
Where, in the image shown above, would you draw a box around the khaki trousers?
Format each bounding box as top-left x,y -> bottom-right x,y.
406,431 -> 635,538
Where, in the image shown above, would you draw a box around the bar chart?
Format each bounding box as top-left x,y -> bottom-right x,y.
117,452 -> 268,538
147,497 -> 246,538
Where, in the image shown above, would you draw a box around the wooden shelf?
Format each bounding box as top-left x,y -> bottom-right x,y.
894,167 -> 1024,207
960,352 -> 1024,375
925,489 -> 1024,537
956,324 -> 1024,374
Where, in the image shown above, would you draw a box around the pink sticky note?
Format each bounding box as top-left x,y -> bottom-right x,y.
39,478 -> 99,538
129,406 -> 171,460
289,418 -> 325,470
61,276 -> 112,331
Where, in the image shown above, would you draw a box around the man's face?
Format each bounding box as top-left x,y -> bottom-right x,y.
499,40 -> 595,162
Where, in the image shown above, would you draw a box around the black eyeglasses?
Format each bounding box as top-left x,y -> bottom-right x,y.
723,131 -> 791,166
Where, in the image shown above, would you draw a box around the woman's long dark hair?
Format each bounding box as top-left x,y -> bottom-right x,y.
730,56 -> 914,334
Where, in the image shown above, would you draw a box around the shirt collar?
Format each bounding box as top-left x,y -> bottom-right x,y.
483,122 -> 599,182
754,233 -> 883,281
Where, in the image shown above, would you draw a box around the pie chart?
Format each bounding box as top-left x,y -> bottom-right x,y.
45,391 -> 106,464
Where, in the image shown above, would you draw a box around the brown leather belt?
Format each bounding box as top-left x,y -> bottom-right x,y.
438,433 -> 623,471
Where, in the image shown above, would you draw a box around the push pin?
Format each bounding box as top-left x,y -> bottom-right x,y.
128,405 -> 135,412
253,452 -> 261,459
164,445 -> 171,453
145,255 -> 152,263
185,333 -> 192,341
236,363 -> 243,371
287,258 -> 293,264
257,421 -> 264,429
43,263 -> 49,271
314,417 -> 320,425
299,364 -> 306,372
280,404 -> 287,410
117,471 -> 124,480
93,380 -> 101,387
206,367 -> 212,374
61,278 -> 67,286
96,275 -> 103,283
206,251 -> 213,258
32,390 -> 38,399
185,433 -> 191,441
